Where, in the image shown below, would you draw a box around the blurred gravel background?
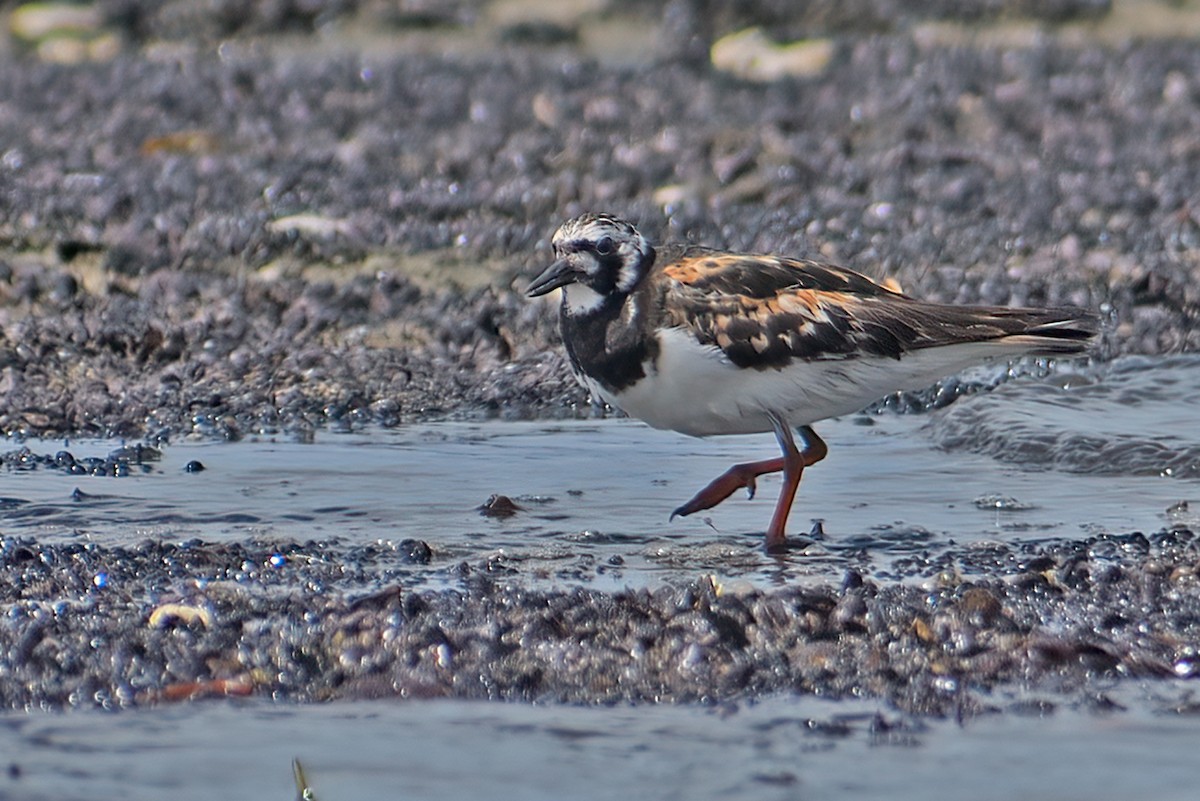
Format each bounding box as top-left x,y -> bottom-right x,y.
1,0 -> 1197,439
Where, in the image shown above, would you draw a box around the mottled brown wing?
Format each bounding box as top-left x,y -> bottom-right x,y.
656,247 -> 1096,370
658,246 -> 901,299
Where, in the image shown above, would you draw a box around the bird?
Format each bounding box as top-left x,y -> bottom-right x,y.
526,213 -> 1099,552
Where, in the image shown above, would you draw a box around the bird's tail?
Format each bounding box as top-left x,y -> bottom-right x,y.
986,307 -> 1100,356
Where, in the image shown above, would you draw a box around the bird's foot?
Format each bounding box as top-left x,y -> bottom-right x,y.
669,457 -> 785,519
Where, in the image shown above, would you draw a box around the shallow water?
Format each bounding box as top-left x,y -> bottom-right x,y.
2,684 -> 1199,801
933,354 -> 1200,478
3,355 -> 1200,797
3,356 -> 1198,591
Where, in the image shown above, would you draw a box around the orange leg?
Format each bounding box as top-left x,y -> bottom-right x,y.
671,414 -> 827,552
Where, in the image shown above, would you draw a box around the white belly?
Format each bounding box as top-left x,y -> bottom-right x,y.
595,327 -> 1030,437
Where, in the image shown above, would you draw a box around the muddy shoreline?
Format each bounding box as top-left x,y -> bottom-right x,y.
3,1 -> 1200,714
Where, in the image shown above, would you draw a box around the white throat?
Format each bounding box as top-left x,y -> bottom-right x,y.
562,283 -> 608,316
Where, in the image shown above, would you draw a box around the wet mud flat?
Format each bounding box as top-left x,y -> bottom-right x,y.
2,354 -> 1200,718
1,0 -> 1199,761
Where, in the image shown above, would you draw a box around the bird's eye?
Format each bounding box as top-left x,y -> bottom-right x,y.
594,236 -> 614,255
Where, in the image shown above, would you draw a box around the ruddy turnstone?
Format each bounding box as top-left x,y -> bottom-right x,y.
527,213 -> 1099,551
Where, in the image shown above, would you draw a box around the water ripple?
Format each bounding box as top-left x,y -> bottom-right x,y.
930,355 -> 1200,477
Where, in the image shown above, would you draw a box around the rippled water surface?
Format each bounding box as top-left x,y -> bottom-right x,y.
3,355 -> 1200,797
2,685 -> 1200,801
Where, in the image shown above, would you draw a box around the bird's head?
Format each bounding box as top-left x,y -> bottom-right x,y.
526,214 -> 655,312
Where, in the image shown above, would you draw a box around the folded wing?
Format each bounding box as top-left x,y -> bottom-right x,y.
657,247 -> 1098,370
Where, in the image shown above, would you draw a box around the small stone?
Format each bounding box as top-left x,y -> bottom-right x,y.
711,28 -> 835,82
478,494 -> 523,518
9,3 -> 102,42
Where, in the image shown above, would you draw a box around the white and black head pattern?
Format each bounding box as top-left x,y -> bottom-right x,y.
526,213 -> 656,314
